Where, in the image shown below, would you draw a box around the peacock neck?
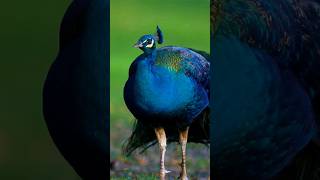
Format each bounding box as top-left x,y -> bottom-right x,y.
142,49 -> 157,63
142,47 -> 156,56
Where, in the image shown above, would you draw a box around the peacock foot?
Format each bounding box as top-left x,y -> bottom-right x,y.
159,170 -> 171,180
178,174 -> 189,180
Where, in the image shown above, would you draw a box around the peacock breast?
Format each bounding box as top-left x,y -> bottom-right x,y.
124,55 -> 208,123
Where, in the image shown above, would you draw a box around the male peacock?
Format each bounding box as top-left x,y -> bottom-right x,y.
211,0 -> 320,179
123,26 -> 210,179
43,0 -> 109,179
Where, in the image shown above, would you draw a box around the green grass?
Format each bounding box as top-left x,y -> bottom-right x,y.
110,0 -> 210,178
111,173 -> 158,180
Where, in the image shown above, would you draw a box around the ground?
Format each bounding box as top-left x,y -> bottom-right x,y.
110,113 -> 210,179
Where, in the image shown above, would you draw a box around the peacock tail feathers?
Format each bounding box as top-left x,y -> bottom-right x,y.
212,0 -> 320,143
212,0 -> 320,68
123,107 -> 210,156
274,142 -> 320,180
211,0 -> 320,178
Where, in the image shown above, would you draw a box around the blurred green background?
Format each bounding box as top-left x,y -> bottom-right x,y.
0,0 -> 80,179
110,0 -> 210,179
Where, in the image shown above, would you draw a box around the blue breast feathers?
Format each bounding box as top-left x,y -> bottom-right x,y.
124,46 -> 210,125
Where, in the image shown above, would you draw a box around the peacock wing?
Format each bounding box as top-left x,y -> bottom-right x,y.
155,47 -> 210,91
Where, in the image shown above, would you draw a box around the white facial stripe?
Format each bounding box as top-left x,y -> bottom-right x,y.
146,39 -> 154,48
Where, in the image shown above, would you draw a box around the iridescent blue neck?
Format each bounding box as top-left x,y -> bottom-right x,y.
142,48 -> 157,62
141,46 -> 156,55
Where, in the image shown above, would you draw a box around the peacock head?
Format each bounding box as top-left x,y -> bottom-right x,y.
134,26 -> 163,54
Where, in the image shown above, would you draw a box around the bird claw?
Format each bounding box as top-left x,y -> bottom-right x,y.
159,169 -> 171,178
164,169 -> 171,174
179,177 -> 189,180
178,175 -> 189,180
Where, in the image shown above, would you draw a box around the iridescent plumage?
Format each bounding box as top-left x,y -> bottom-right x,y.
211,0 -> 320,179
123,26 -> 210,179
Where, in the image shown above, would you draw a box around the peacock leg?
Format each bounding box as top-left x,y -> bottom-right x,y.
155,127 -> 168,180
179,127 -> 189,180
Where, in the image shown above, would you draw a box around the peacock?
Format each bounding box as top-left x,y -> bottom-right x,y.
211,0 -> 320,179
43,0 -> 109,179
123,26 -> 210,179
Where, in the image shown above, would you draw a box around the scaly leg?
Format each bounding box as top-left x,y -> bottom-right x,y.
155,127 -> 169,180
179,127 -> 189,180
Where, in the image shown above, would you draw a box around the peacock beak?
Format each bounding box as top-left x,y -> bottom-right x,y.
133,43 -> 143,48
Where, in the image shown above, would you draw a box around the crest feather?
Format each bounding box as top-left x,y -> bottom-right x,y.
154,25 -> 163,44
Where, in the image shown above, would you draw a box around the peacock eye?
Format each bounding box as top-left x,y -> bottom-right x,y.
147,39 -> 152,44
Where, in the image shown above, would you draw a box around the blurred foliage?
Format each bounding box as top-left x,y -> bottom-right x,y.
110,0 -> 210,178
0,0 -> 80,179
